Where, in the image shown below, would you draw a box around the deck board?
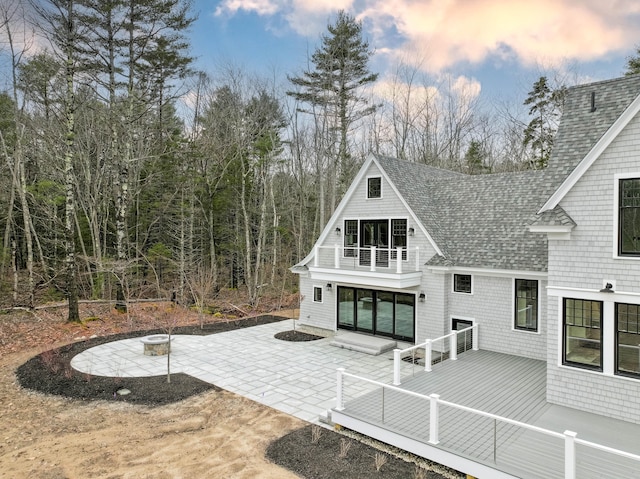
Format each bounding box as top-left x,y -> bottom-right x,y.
336,349 -> 640,478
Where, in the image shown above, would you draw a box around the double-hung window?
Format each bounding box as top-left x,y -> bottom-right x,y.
344,220 -> 358,258
563,298 -> 602,371
616,303 -> 640,378
390,219 -> 407,260
514,279 -> 538,331
619,178 -> 640,256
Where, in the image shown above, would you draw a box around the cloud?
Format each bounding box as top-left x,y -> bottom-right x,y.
216,0 -> 354,35
214,0 -> 640,72
362,0 -> 640,71
215,0 -> 281,16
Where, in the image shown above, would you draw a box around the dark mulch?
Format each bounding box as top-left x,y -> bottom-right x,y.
16,315 -> 286,405
267,425 -> 452,479
274,330 -> 323,341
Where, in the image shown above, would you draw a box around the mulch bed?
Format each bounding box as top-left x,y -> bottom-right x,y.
267,424 -> 455,479
16,315 -> 285,405
274,330 -> 323,341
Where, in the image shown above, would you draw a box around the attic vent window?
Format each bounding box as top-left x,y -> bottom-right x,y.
590,91 -> 597,113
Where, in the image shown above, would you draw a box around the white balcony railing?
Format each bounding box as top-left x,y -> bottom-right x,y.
392,325 -> 479,386
313,245 -> 420,273
334,369 -> 640,479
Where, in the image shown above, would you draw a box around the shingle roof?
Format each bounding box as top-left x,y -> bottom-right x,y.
546,74 -> 640,184
377,153 -> 551,271
372,74 -> 640,272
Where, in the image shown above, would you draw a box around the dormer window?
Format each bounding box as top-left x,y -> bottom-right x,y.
367,177 -> 381,199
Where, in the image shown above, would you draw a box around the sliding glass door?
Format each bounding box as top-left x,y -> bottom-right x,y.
337,287 -> 415,342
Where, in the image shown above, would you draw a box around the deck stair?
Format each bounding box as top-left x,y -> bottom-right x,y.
330,332 -> 396,356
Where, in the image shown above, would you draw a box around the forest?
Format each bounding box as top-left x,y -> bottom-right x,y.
0,0 -> 568,320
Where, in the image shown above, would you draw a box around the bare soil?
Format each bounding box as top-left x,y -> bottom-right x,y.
0,300 -> 459,479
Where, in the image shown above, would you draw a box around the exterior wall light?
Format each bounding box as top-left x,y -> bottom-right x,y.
419,292 -> 425,302
408,227 -> 415,236
326,283 -> 332,290
335,227 -> 341,235
599,282 -> 614,293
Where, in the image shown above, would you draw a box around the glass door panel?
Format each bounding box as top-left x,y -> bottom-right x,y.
376,292 -> 394,336
338,287 -> 355,329
360,220 -> 389,267
395,293 -> 415,341
356,289 -> 374,332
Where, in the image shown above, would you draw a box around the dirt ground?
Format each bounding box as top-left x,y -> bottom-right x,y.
0,303 -> 305,479
0,300 -> 458,479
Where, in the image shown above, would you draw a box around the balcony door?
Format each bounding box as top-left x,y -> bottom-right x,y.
360,220 -> 389,267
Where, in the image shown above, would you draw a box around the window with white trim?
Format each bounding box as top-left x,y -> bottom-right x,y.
344,220 -> 358,258
390,219 -> 407,260
313,286 -> 323,303
619,177 -> 640,256
514,279 -> 538,332
453,274 -> 472,294
563,298 -> 602,371
367,177 -> 381,198
616,303 -> 640,378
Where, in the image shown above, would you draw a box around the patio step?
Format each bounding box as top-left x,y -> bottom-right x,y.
330,332 -> 396,356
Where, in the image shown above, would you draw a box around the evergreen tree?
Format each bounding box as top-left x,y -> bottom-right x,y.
523,76 -> 565,169
287,10 -> 378,199
625,46 -> 640,76
464,140 -> 490,175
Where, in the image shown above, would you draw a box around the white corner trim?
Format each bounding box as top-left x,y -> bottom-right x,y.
539,91 -> 640,213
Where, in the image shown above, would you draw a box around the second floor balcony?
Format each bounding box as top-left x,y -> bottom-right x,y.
308,245 -> 423,289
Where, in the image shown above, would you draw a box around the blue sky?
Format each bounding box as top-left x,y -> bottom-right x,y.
189,0 -> 640,106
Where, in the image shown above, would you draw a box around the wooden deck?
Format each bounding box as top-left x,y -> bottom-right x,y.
332,350 -> 640,478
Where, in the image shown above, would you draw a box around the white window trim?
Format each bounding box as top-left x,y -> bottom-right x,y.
556,295 -> 613,376
613,172 -> 640,260
452,273 -> 473,295
512,278 -> 541,334
313,285 -> 323,303
366,175 -> 383,200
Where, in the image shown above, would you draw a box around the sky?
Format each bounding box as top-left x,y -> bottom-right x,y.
189,0 -> 640,106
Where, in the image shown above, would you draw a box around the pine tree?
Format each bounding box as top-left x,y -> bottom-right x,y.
523,76 -> 565,169
287,10 -> 378,202
625,46 -> 640,76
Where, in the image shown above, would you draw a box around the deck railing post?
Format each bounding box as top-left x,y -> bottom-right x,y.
370,246 -> 376,272
393,349 -> 402,385
314,246 -> 319,267
396,247 -> 402,273
450,333 -> 458,361
564,430 -> 577,479
429,394 -> 440,445
425,339 -> 432,372
473,324 -> 479,350
334,244 -> 340,268
336,368 -> 345,411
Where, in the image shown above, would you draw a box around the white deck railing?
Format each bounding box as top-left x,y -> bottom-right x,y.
334,369 -> 640,479
313,245 -> 420,273
392,325 -> 479,385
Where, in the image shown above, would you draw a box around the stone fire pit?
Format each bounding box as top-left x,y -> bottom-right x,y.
140,334 -> 172,356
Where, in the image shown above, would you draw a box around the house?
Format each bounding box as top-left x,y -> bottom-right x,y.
292,74 -> 640,476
